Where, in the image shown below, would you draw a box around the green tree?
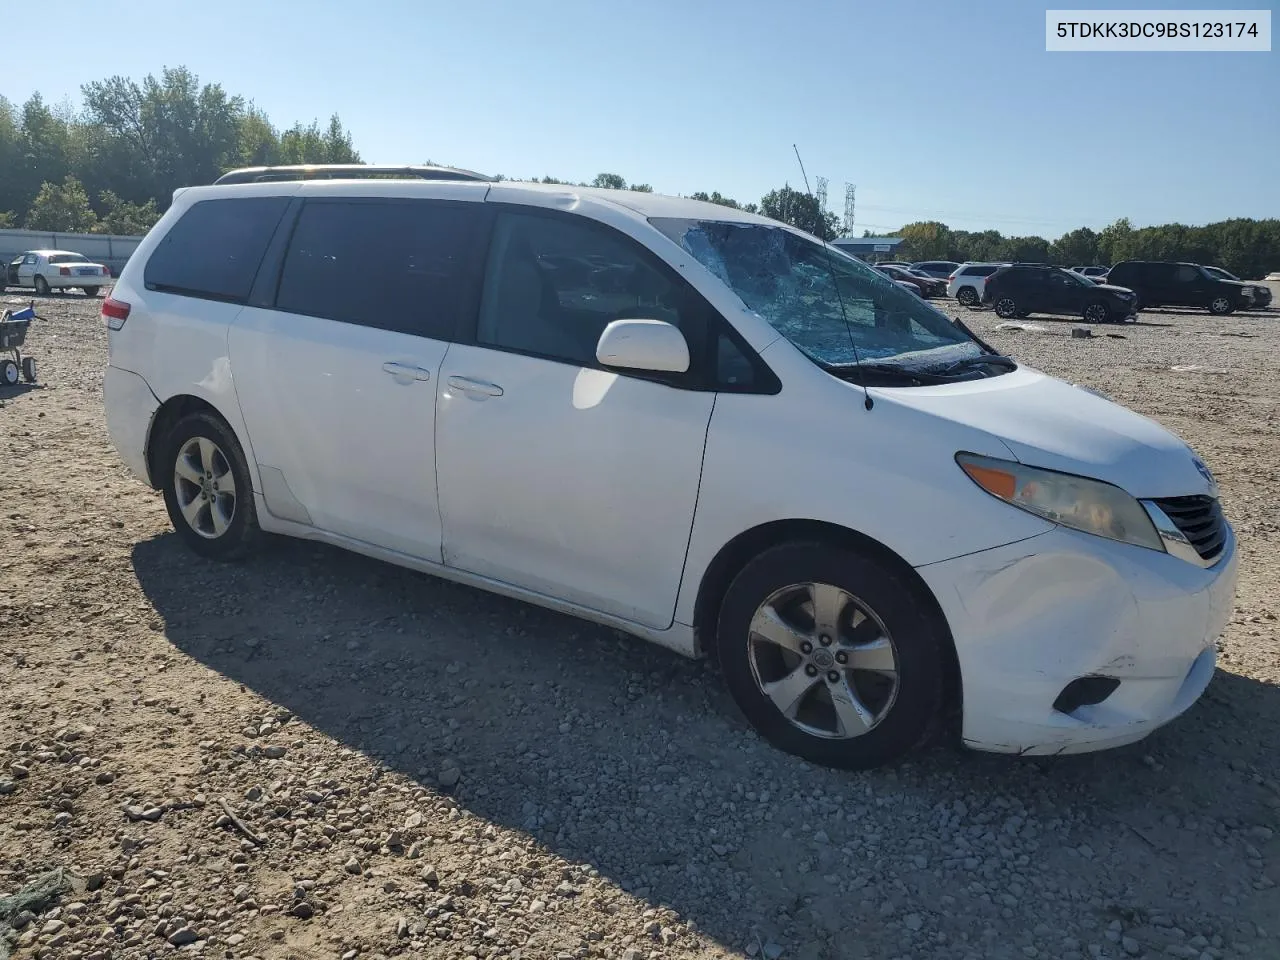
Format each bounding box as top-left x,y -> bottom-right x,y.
759,186 -> 839,240
591,172 -> 627,190
92,190 -> 159,235
1096,218 -> 1134,265
628,182 -> 653,193
1050,226 -> 1100,265
896,221 -> 952,261
691,190 -> 743,209
25,176 -> 98,232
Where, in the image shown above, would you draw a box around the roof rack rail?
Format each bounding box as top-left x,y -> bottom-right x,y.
213,164 -> 490,185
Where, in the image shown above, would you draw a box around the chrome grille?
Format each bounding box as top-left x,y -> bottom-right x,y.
1152,496 -> 1226,563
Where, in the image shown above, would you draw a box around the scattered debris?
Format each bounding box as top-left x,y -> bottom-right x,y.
216,798 -> 264,846
1170,364 -> 1228,374
1071,326 -> 1092,339
0,869 -> 80,960
994,321 -> 1051,334
1105,333 -> 1127,339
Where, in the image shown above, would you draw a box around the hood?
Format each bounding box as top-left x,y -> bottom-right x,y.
1092,283 -> 1134,296
877,365 -> 1213,499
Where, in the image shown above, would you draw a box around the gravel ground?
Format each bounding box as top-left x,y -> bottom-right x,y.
1,292 -> 1279,960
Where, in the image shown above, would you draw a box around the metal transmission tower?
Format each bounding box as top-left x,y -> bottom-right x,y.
843,183 -> 856,236
815,176 -> 828,217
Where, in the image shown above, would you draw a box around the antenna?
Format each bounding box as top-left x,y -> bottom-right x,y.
843,183 -> 856,236
792,145 -> 872,411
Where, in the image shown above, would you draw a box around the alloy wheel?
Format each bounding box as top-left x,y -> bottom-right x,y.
746,582 -> 900,740
173,437 -> 237,539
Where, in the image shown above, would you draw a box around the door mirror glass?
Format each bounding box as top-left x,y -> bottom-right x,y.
596,318 -> 690,373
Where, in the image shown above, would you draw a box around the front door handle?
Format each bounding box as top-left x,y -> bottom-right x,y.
447,375 -> 504,398
382,361 -> 431,382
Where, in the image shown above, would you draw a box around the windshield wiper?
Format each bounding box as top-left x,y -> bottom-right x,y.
822,362 -> 955,386
932,353 -> 1018,376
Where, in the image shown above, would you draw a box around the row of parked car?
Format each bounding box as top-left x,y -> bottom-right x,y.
874,258 -> 1273,324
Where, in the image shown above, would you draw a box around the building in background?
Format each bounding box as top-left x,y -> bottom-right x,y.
830,236 -> 905,263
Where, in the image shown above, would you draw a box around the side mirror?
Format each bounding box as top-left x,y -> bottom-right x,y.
595,318 -> 689,374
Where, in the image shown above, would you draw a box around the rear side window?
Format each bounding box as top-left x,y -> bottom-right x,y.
275,199 -> 483,339
145,197 -> 289,302
1176,265 -> 1200,283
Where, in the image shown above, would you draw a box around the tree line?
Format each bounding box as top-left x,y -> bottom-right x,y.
889,218 -> 1279,281
2,68 -> 1275,279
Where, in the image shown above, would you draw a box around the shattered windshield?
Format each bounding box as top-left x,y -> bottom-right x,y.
650,218 -> 980,368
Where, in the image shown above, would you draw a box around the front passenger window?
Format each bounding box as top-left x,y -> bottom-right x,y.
477,212 -> 702,368
1176,265 -> 1199,283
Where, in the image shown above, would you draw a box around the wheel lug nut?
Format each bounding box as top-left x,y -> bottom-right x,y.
835,651 -> 848,664
804,665 -> 818,677
827,671 -> 840,683
819,635 -> 832,646
800,641 -> 813,654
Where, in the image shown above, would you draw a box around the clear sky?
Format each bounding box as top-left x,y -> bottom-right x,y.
5,0 -> 1277,238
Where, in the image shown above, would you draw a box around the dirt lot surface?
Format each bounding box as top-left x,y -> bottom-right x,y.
2,293 -> 1279,960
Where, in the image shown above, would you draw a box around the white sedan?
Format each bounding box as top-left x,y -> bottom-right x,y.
2,249 -> 112,297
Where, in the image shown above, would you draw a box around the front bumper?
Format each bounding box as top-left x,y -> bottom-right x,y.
104,365 -> 160,485
917,523 -> 1238,755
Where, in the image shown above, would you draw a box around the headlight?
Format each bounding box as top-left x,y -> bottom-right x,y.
956,452 -> 1164,552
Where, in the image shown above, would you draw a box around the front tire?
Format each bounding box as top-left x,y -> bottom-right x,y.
1083,302 -> 1111,324
33,275 -> 49,296
716,542 -> 946,770
0,359 -> 18,385
1209,295 -> 1234,315
956,287 -> 979,307
993,296 -> 1019,319
160,412 -> 260,560
20,357 -> 36,383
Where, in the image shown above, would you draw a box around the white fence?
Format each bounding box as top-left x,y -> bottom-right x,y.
0,228 -> 144,277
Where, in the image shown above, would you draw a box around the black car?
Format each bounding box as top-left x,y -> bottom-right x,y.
1203,266 -> 1272,309
982,264 -> 1137,324
1104,261 -> 1255,315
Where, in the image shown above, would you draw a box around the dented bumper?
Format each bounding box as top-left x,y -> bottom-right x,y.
916,523 -> 1238,756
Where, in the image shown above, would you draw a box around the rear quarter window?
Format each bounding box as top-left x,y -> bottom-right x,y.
144,197 -> 290,303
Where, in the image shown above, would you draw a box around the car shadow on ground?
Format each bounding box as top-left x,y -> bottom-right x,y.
132,533 -> 1280,955
0,382 -> 41,400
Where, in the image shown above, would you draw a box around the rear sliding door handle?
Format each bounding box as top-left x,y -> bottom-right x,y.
447,376 -> 504,398
382,361 -> 431,382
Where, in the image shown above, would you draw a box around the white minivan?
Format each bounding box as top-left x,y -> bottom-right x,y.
102,168 -> 1239,769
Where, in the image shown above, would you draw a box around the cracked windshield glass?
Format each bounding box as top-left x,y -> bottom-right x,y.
652,218 -> 982,369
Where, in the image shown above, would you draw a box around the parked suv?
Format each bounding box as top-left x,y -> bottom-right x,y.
1202,266 -> 1272,309
947,262 -> 1008,307
103,168 -> 1236,769
983,264 -> 1138,324
1105,261 -> 1254,314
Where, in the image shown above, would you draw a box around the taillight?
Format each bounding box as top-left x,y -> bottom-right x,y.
947,274 -> 956,283
102,297 -> 131,330
59,266 -> 71,276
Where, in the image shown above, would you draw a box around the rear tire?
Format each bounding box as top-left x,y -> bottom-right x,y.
0,359 -> 18,385
716,541 -> 946,770
993,296 -> 1019,319
1208,296 -> 1234,315
83,286 -> 100,298
160,412 -> 261,561
33,276 -> 49,296
956,287 -> 979,307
